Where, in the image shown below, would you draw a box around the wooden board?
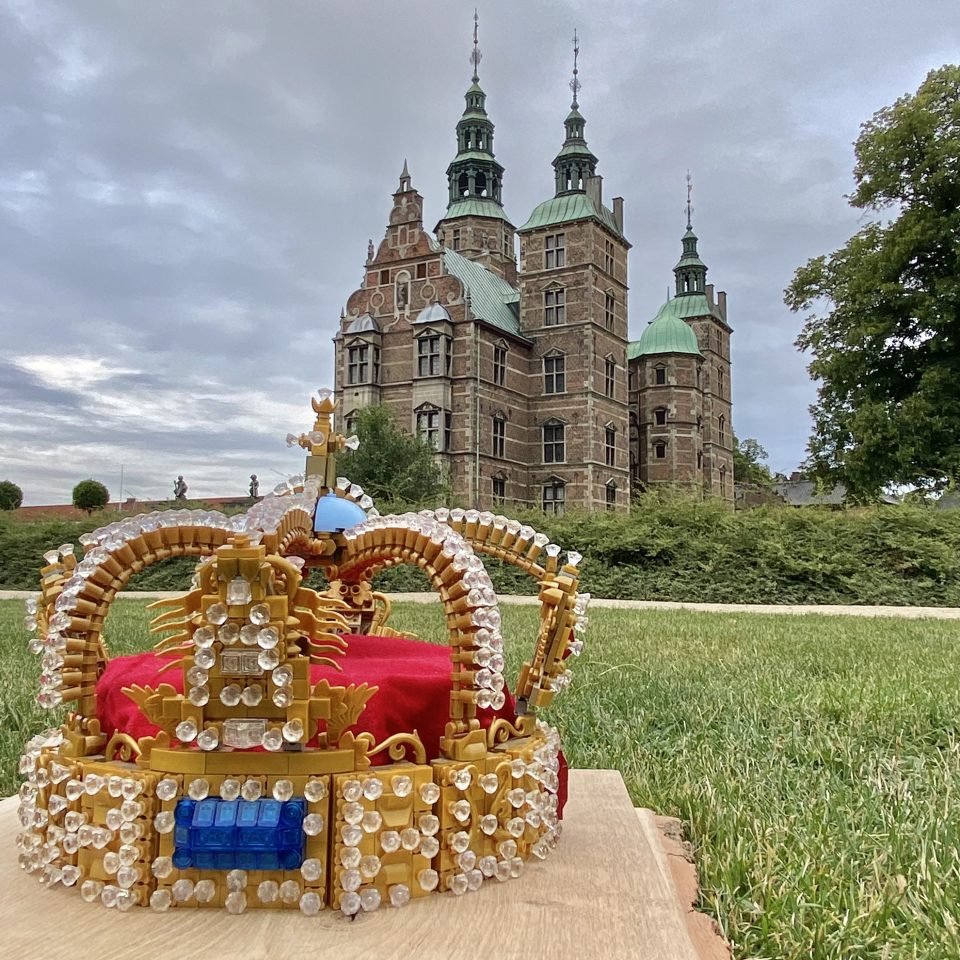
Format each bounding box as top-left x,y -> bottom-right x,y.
0,769 -> 700,960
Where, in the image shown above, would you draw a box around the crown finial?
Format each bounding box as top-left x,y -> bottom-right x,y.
569,28 -> 581,108
685,170 -> 694,230
470,9 -> 482,82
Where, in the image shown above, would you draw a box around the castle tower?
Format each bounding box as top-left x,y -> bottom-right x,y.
435,13 -> 517,283
516,33 -> 631,512
628,178 -> 733,500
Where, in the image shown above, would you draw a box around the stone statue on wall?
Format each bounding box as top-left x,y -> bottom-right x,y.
173,476 -> 187,500
249,474 -> 259,497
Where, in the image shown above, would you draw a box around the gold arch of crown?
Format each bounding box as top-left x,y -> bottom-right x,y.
17,390 -> 589,917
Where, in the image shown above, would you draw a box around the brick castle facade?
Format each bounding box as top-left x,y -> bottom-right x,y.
333,29 -> 733,513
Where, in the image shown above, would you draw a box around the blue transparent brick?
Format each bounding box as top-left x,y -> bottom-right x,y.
172,796 -> 307,872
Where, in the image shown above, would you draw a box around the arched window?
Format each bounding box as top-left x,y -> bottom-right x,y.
476,172 -> 487,197
458,173 -> 469,197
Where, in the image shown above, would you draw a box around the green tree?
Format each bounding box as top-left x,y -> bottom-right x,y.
72,479 -> 109,514
336,406 -> 448,505
786,64 -> 960,498
0,480 -> 23,510
733,436 -> 773,486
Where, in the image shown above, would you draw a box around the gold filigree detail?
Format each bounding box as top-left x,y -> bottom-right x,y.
313,678 -> 378,742
355,730 -> 427,765
486,715 -> 535,748
104,732 -> 141,762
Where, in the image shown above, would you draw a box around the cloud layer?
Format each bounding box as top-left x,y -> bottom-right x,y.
0,0 -> 955,503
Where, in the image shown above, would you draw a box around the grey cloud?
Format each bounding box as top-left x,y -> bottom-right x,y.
0,0 -> 956,501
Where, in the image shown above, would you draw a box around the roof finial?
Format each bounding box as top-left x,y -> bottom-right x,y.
569,28 -> 581,108
399,158 -> 411,192
685,170 -> 694,230
470,9 -> 482,82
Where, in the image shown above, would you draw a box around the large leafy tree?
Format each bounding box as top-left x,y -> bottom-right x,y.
72,479 -> 109,514
0,480 -> 23,510
336,405 -> 448,506
733,436 -> 773,486
786,65 -> 960,497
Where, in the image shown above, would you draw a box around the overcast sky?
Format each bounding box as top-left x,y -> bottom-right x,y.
0,0 -> 956,505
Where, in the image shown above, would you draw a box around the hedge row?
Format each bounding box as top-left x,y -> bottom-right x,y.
2,497 -> 959,606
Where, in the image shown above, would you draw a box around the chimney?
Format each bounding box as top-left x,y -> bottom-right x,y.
717,290 -> 727,321
612,196 -> 624,233
705,283 -> 715,306
585,174 -> 603,209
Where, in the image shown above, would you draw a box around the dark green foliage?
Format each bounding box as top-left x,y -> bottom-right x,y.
71,479 -> 109,514
0,480 -> 23,511
786,65 -> 960,497
336,406 -> 449,505
2,494 -> 959,605
733,436 -> 773,486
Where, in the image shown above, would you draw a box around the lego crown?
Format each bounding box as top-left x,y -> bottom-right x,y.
17,391 -> 589,917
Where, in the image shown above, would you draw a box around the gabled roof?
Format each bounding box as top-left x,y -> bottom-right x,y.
520,192 -> 624,240
442,248 -> 520,336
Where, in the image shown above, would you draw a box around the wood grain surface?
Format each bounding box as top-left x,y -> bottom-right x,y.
0,769 -> 700,960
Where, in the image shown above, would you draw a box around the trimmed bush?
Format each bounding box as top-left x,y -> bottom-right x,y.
0,481 -> 23,511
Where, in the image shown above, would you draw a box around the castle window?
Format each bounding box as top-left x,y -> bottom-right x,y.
416,262 -> 427,280
720,464 -> 727,491
492,415 -> 505,458
605,292 -> 615,331
654,365 -> 666,385
345,409 -> 358,434
604,357 -> 616,398
416,407 -> 441,450
417,334 -> 441,377
629,367 -> 637,391
654,408 -> 667,426
543,421 -> 565,464
717,365 -> 724,398
493,345 -> 507,386
457,175 -> 468,199
605,481 -> 617,511
604,240 -> 615,276
718,415 -> 726,444
543,353 -> 566,394
545,234 -> 566,269
605,426 -> 616,467
503,232 -> 512,258
445,412 -> 452,452
654,441 -> 667,460
347,344 -> 369,385
379,269 -> 390,285
698,450 -> 703,470
542,478 -> 566,515
492,475 -> 506,504
544,288 -> 565,326
452,228 -> 461,251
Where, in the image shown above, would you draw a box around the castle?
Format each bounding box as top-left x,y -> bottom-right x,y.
334,23 -> 733,513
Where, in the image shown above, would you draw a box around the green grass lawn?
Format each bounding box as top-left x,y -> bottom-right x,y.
2,598 -> 959,959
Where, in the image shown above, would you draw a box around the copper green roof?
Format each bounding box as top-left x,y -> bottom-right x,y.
519,192 -> 624,239
442,248 -> 520,336
437,197 -> 513,225
629,298 -> 705,358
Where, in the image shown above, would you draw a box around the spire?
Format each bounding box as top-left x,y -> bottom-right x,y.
552,30 -> 598,196
570,28 -> 581,108
471,8 -> 481,82
397,158 -> 412,193
674,174 -> 708,296
439,9 -> 506,213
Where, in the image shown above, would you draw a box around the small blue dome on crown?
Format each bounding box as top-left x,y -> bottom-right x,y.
313,491 -> 366,533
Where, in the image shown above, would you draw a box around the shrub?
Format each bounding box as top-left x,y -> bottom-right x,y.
0,480 -> 23,511
72,480 -> 110,514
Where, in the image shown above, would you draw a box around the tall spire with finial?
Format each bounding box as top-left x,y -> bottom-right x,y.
471,8 -> 481,82
570,28 -> 581,108
552,29 -> 598,196
675,172 -> 708,296
438,8 -> 508,215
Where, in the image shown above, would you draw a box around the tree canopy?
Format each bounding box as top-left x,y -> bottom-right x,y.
335,405 -> 448,506
785,64 -> 960,498
733,436 -> 773,486
0,480 -> 23,511
72,479 -> 109,514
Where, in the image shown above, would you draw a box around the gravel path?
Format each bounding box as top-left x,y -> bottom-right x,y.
1,590 -> 957,619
